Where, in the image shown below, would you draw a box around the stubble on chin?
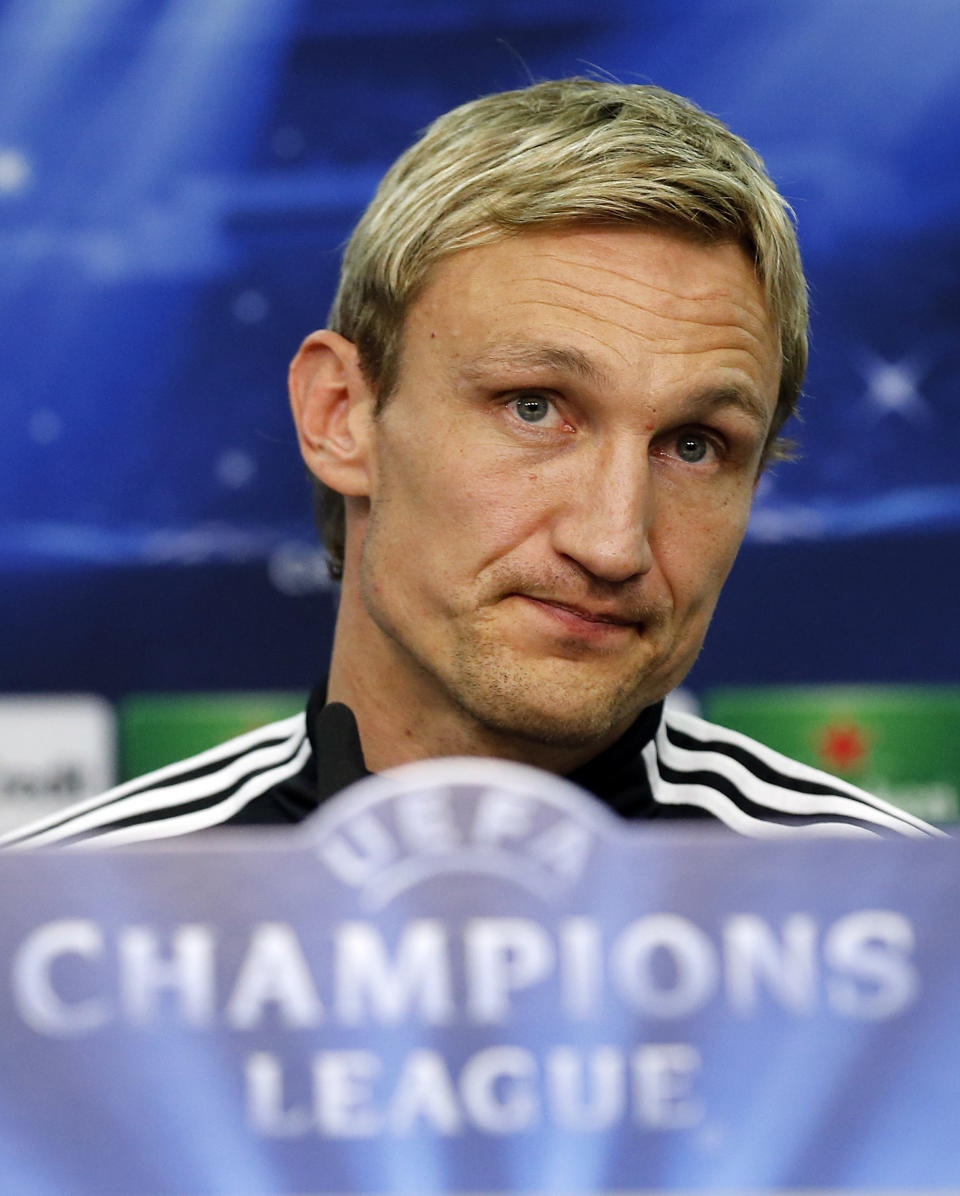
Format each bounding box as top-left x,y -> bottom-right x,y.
358,542 -> 676,753
443,622 -> 656,750
437,569 -> 675,751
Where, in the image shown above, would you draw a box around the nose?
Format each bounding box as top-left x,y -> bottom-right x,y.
550,441 -> 654,583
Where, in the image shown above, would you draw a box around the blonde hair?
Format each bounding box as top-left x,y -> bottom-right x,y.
320,78 -> 808,576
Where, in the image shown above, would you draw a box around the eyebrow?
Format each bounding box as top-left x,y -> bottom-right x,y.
457,342 -> 610,387
684,384 -> 774,433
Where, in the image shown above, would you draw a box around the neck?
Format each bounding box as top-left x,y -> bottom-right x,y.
328,649 -> 614,777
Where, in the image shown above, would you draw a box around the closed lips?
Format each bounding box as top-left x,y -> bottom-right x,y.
520,596 -> 639,626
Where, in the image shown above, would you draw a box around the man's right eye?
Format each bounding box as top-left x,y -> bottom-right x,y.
509,393 -> 555,424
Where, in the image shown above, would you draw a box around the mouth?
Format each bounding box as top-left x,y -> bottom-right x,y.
513,595 -> 641,638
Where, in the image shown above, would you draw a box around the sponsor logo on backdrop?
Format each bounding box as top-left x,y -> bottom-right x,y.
707,684 -> 960,823
817,720 -> 872,774
0,695 -> 115,833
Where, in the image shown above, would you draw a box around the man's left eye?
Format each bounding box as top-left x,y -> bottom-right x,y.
675,433 -> 712,463
510,394 -> 554,423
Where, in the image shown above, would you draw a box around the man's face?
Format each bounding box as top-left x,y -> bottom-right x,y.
349,226 -> 781,754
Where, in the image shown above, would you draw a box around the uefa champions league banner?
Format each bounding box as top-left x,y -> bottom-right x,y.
1,760 -> 958,1195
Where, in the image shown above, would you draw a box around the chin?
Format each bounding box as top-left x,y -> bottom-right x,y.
449,656 -> 662,751
488,707 -> 627,750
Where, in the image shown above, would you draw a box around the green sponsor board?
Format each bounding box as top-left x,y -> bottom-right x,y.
120,692 -> 306,781
705,685 -> 960,824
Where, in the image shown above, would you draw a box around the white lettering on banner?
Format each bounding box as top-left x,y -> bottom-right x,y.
724,914 -> 818,1016
11,918 -> 110,1036
313,1050 -> 382,1137
526,818 -> 592,882
460,1046 -> 539,1133
244,1044 -> 704,1139
245,1051 -> 313,1137
631,1043 -> 703,1129
334,920 -> 454,1024
395,793 -> 460,855
470,791 -> 534,845
10,911 -> 922,1035
559,917 -> 603,1018
318,788 -> 592,902
465,918 -> 556,1023
611,915 -> 719,1017
320,813 -> 397,885
823,910 -> 919,1019
387,1049 -> 462,1135
118,925 -> 216,1027
226,922 -> 324,1029
547,1045 -> 624,1131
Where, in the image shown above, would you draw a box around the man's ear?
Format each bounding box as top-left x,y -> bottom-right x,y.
288,330 -> 375,497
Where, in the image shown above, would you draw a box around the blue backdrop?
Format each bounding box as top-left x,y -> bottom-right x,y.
2,0 -> 959,697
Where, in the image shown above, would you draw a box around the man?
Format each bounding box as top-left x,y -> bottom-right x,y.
4,79 -> 935,846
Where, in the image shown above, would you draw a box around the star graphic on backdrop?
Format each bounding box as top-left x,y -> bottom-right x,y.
0,147 -> 30,194
817,722 -> 871,774
858,353 -> 933,423
216,448 -> 257,489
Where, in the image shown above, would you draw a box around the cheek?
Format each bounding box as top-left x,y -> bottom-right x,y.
375,442 -> 533,578
375,404 -> 566,566
435,452 -> 550,542
655,488 -> 753,598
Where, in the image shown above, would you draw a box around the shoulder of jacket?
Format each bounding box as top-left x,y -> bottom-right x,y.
0,711 -> 310,850
647,707 -> 943,839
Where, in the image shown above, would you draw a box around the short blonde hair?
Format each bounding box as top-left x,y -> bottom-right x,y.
319,78 -> 808,577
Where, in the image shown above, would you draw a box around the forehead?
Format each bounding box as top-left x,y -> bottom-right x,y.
403,226 -> 781,400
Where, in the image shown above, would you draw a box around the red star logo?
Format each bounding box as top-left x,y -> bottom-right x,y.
817,722 -> 871,774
